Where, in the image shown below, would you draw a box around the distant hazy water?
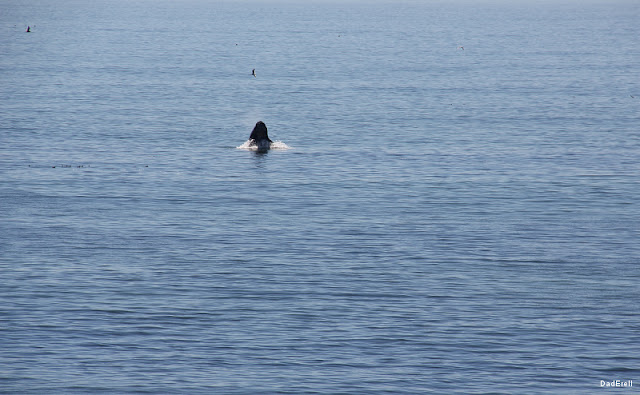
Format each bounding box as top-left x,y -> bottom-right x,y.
1,0 -> 639,393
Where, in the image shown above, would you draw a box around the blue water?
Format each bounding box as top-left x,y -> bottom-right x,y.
2,0 -> 639,393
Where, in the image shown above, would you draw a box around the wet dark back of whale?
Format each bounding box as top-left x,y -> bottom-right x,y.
250,121 -> 272,142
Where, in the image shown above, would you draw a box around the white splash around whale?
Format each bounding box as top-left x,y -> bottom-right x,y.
236,140 -> 291,150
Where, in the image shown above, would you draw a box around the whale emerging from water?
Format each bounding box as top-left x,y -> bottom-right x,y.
248,121 -> 273,150
237,121 -> 290,151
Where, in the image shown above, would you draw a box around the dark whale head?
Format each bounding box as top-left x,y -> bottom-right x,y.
249,121 -> 272,143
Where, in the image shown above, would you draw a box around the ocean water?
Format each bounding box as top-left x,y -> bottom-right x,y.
1,0 -> 639,393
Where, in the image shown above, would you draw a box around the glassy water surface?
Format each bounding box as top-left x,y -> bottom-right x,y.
1,0 -> 639,393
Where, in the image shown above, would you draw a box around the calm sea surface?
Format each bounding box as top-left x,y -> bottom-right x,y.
1,0 -> 639,393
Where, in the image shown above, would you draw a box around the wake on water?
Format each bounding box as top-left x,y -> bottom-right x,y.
236,140 -> 291,150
